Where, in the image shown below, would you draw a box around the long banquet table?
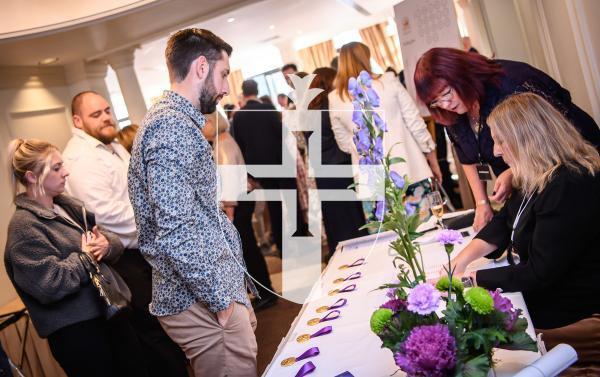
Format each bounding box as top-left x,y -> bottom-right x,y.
263,218 -> 542,377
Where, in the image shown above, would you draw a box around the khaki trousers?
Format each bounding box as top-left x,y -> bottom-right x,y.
158,302 -> 258,377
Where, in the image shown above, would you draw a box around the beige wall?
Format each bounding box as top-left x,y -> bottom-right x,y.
0,66 -> 74,306
480,0 -> 529,62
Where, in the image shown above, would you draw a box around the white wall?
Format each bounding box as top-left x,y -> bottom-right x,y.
480,0 -> 529,62
0,66 -> 74,306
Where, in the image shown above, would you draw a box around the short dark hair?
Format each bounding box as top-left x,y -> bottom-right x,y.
165,28 -> 232,83
330,56 -> 338,71
71,90 -> 99,116
277,93 -> 287,99
241,79 -> 258,96
281,63 -> 297,72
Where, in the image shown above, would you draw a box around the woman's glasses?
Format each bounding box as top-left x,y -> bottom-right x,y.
429,87 -> 454,109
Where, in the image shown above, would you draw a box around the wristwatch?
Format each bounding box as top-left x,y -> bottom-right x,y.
461,275 -> 475,288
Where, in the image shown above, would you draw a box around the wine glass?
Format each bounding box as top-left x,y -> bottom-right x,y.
428,191 -> 445,228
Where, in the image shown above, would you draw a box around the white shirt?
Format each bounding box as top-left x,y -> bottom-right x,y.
62,128 -> 138,248
328,71 -> 436,183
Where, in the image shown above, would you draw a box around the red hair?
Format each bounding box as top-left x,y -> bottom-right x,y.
414,48 -> 504,125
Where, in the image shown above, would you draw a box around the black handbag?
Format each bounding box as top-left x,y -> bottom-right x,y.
79,252 -> 132,321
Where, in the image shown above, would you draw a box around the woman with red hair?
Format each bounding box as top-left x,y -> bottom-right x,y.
414,48 -> 600,231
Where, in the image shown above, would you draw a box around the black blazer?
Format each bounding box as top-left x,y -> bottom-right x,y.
475,165 -> 600,329
231,99 -> 284,166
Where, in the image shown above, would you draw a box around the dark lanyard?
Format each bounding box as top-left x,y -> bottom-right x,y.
472,116 -> 484,164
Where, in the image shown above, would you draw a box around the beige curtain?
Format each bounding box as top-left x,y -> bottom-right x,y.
222,69 -> 243,106
359,22 -> 403,72
298,40 -> 335,74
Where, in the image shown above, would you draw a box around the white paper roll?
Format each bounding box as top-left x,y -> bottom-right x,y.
513,344 -> 577,377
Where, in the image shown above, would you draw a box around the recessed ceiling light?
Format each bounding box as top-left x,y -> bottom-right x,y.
269,25 -> 275,30
227,17 -> 235,23
39,57 -> 59,65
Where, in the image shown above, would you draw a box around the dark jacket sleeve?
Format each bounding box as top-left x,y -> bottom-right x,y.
6,223 -> 90,305
476,172 -> 594,292
474,195 -> 515,259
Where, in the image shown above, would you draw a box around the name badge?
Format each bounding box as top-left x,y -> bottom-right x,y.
476,163 -> 492,181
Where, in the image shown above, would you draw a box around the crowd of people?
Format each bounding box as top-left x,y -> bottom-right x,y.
3,26 -> 600,377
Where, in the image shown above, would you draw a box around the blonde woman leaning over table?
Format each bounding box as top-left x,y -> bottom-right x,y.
443,93 -> 600,375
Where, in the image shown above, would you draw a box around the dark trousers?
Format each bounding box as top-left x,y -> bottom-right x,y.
113,249 -> 188,377
233,200 -> 274,298
316,176 -> 368,256
47,316 -> 148,377
259,177 -> 308,252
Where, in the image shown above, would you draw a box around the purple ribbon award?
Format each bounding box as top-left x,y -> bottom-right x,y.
296,325 -> 333,343
315,298 -> 347,313
328,283 -> 356,296
333,271 -> 362,284
338,257 -> 365,270
295,361 -> 316,376
307,309 -> 341,326
280,347 -> 320,367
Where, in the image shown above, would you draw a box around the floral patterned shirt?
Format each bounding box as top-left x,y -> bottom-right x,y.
128,90 -> 255,316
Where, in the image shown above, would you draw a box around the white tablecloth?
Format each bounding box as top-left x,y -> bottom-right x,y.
263,224 -> 541,377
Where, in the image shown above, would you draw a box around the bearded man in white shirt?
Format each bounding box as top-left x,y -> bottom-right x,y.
62,91 -> 187,377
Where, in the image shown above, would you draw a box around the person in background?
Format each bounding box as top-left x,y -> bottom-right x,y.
461,36 -> 479,54
446,93 -> 600,374
202,111 -> 277,311
329,42 -> 442,215
414,47 -> 600,231
62,91 -> 187,377
260,94 -> 274,107
310,67 -> 368,256
281,63 -> 298,87
116,124 -> 140,153
277,93 -> 289,109
4,139 -> 148,377
128,28 -> 259,377
330,56 -> 339,71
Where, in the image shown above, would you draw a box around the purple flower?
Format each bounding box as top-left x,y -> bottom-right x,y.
373,112 -> 387,131
374,200 -> 386,221
348,78 -> 367,102
354,127 -> 371,154
407,283 -> 440,315
390,171 -> 405,189
394,324 -> 457,377
358,71 -> 372,87
366,88 -> 380,107
491,289 -> 520,331
405,202 -> 416,216
436,229 -> 464,245
359,155 -> 373,165
373,137 -> 384,162
380,298 -> 406,313
352,100 -> 361,111
352,109 -> 365,127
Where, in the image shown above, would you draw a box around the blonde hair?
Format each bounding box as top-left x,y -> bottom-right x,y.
7,139 -> 59,200
335,42 -> 376,101
488,92 -> 600,195
116,124 -> 139,153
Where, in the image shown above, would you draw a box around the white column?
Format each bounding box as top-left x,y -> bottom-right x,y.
456,0 -> 493,58
107,47 -> 147,125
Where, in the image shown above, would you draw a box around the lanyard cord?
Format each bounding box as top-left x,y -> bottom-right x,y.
510,193 -> 535,245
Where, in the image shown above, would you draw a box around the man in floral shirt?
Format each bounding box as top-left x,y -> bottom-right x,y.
128,28 -> 258,377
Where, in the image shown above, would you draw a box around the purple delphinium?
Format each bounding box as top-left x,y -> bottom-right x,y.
405,202 -> 417,216
358,71 -> 373,87
366,87 -> 380,107
436,229 -> 464,245
380,298 -> 406,313
373,137 -> 384,163
352,109 -> 365,127
491,289 -> 520,331
407,283 -> 440,315
394,324 -> 457,377
349,77 -> 367,103
359,155 -> 373,165
390,171 -> 405,189
354,127 -> 371,154
373,113 -> 387,131
375,200 -> 386,221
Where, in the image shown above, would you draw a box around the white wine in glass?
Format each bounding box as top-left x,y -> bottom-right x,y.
428,191 -> 445,228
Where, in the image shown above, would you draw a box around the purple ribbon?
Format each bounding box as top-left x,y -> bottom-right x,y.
310,326 -> 332,339
320,310 -> 341,323
344,272 -> 362,281
348,258 -> 365,267
296,361 -> 316,377
296,347 -> 320,362
329,298 -> 347,310
339,284 -> 356,293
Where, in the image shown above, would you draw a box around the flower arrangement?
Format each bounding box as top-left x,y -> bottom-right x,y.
349,71 -> 537,376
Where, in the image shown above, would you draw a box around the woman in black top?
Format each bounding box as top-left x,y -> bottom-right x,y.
414,48 -> 600,231
448,93 -> 600,369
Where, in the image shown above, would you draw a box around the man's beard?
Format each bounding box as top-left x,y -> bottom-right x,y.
92,120 -> 118,144
199,74 -> 222,114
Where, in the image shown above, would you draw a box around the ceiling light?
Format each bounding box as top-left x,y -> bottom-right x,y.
269,25 -> 275,30
227,17 -> 235,23
39,57 -> 59,65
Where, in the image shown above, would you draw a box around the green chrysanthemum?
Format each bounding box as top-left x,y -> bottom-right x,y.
464,287 -> 494,315
370,308 -> 393,334
435,276 -> 464,293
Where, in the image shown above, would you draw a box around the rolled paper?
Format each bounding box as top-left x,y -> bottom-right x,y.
281,347 -> 320,367
296,326 -> 333,343
296,361 -> 316,377
334,272 -> 362,284
338,257 -> 365,270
